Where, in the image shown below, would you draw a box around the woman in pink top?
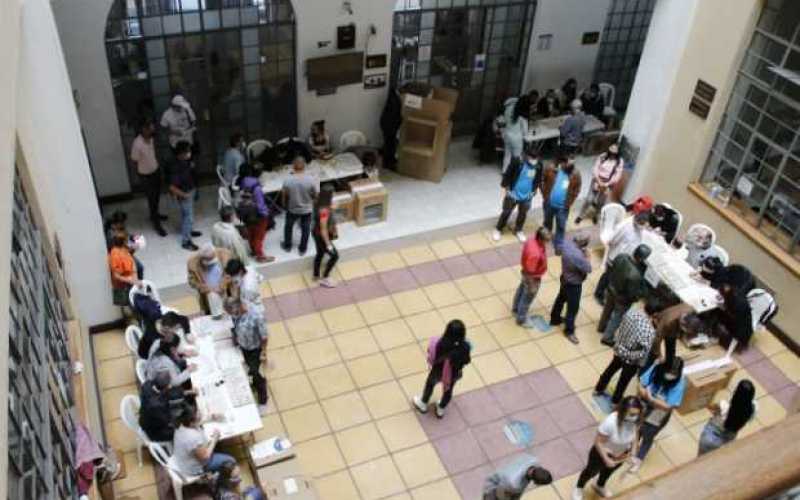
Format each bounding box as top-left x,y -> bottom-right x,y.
576,144 -> 625,224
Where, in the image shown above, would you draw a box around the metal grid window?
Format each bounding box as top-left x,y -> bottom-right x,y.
592,0 -> 655,112
391,0 -> 537,136
700,0 -> 800,259
7,169 -> 75,500
105,0 -> 296,188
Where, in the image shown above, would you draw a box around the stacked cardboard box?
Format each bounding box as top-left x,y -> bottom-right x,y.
348,179 -> 388,226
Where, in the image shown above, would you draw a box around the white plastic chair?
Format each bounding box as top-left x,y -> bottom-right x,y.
713,244 -> 730,266
686,223 -> 717,247
147,442 -> 204,500
129,280 -> 161,308
747,288 -> 778,333
246,139 -> 272,163
218,186 -> 233,210
599,203 -> 626,266
135,359 -> 148,385
216,164 -> 229,188
339,130 -> 367,150
125,325 -> 143,355
121,394 -> 173,467
598,82 -> 617,119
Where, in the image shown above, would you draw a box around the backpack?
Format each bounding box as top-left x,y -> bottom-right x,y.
426,336 -> 441,367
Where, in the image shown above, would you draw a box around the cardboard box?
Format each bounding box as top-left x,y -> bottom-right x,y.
332,191 -> 354,222
355,187 -> 388,226
256,457 -> 319,500
248,436 -> 295,469
677,346 -> 737,415
348,178 -> 383,194
398,86 -> 458,183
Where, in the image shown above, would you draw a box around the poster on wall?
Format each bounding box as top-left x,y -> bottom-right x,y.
474,53 -> 486,72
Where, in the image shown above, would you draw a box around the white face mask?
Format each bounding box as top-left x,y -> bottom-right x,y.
624,415 -> 639,424
232,276 -> 243,285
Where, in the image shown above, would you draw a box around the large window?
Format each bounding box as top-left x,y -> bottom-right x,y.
700,0 -> 800,260
391,0 -> 537,136
105,0 -> 297,187
593,0 -> 656,112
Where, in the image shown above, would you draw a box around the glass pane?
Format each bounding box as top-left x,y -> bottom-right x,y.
141,16 -> 163,36
203,10 -> 221,29
183,12 -> 201,32
163,14 -> 182,34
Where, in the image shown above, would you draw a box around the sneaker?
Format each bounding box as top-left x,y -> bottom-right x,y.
412,396 -> 428,414
280,242 -> 292,252
600,337 -> 615,348
182,241 -> 199,251
520,318 -> 538,330
571,487 -> 584,500
435,404 -> 446,419
566,334 -> 580,345
298,248 -> 307,256
190,230 -> 202,237
258,404 -> 269,416
591,483 -> 613,498
628,458 -> 641,473
320,278 -> 337,288
492,229 -> 502,242
516,231 -> 527,243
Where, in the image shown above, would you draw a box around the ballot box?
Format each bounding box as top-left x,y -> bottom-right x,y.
677,346 -> 737,415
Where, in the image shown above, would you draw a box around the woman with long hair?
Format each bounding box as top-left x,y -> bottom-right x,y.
698,379 -> 757,455
412,320 -> 472,418
312,184 -> 339,288
572,396 -> 643,500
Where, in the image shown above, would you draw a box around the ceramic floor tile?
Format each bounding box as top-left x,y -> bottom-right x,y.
404,310 -> 447,341
285,312 -> 328,343
370,251 -> 407,272
336,422 -> 389,466
437,302 -> 482,328
748,358 -> 794,394
440,255 -> 480,280
467,325 -> 501,356
113,451 -> 155,492
371,318 -> 416,350
520,484 -> 561,500
394,442 -> 448,488
657,429 -> 698,466
269,273 -> 308,295
564,426 -> 598,459
537,334 -> 583,365
253,413 -> 287,442
556,358 -> 599,393
357,296 -> 401,325
535,280 -> 562,308
454,364 -> 486,394
469,248 -> 507,273
385,343 -> 427,378
496,242 -> 523,267
93,331 -> 130,361
452,464 -> 494,500
391,289 -> 434,316
756,394 -> 788,427
573,324 -> 608,357
296,336 -> 342,370
415,400 -> 468,440
431,239 -> 465,260
410,260 -> 451,286
350,456 -> 406,500
423,281 -> 466,308
276,291 -> 318,321
771,351 -> 800,382
580,298 -> 605,322
361,380 -> 412,420
472,419 -> 523,461
400,372 -> 432,401
308,364 -> 356,399
270,373 -> 316,410
266,345 -> 304,380
486,318 -> 533,348
734,346 -> 766,367
400,244 -> 437,266
259,279 -> 274,298
334,327 -> 380,361
472,350 -> 519,385
97,357 -> 136,389
267,321 -> 292,349
348,353 -> 394,388
483,267 -> 521,293
510,406 -> 562,446
504,341 -> 551,375
309,284 -> 355,311
457,232 -> 493,253
295,434 -> 346,477
316,470 -> 362,500
772,383 -> 800,411
410,477 -> 461,500
454,389 -> 505,426
636,445 -> 674,481
338,258 -> 376,281
752,332 -> 788,357
433,429 -> 488,475
524,367 -> 574,403
454,274 -> 496,301
263,297 -> 283,321
101,384 -> 138,422
545,395 -> 596,434
322,304 -> 367,334
322,392 -> 372,431
471,296 -> 511,323
378,268 -> 419,294
282,403 -> 331,443
531,437 -> 584,480
586,349 -> 614,375
377,411 -> 429,452
115,485 -> 160,500
489,377 -> 541,414
164,295 -> 202,316
105,418 -> 137,452
346,274 -> 390,303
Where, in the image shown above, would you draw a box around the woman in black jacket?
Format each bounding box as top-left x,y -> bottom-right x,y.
412,320 -> 472,418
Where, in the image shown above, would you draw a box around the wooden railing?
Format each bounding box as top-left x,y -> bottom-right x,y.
619,412 -> 800,500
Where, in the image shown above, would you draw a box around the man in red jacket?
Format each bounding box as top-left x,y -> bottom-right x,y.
513,227 -> 552,328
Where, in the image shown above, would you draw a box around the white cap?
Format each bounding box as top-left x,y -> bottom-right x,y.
570,99 -> 582,110
171,95 -> 189,108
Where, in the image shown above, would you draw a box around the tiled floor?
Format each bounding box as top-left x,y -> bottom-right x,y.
93,227 -> 799,500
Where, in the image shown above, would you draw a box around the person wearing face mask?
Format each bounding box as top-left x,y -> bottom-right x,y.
501,95 -> 531,173
169,140 -> 202,250
212,205 -> 251,265
145,331 -> 197,387
224,258 -> 264,317
137,308 -> 191,360
558,100 -> 586,156
593,210 -> 650,304
138,371 -> 184,443
575,144 -> 624,225
572,396 -> 643,500
224,297 -> 269,415
187,244 -> 232,315
223,132 -> 246,185
630,357 -> 686,470
648,203 -> 680,243
493,149 -> 542,243
540,156 -> 582,254
598,243 -> 652,346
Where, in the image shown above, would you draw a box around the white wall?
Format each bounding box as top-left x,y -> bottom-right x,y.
16,0 -> 118,327
523,0 -> 611,94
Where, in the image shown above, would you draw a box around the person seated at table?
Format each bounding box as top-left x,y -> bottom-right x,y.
308,120 -> 332,159
580,83 -> 605,122
223,132 -> 246,185
501,95 -> 531,173
139,371 -> 186,443
714,283 -> 754,352
212,205 -> 251,265
140,311 -> 193,360
536,89 -> 560,117
145,326 -> 197,387
236,163 -> 275,264
224,297 -> 269,415
681,225 -> 718,268
598,243 -> 652,347
559,100 -> 586,156
652,303 -> 705,368
557,78 -> 578,110
648,203 -> 680,243
173,404 -> 236,478
108,231 -> 141,308
224,258 -> 264,316
214,461 -> 266,500
575,143 -> 624,225
594,211 -> 650,304
132,289 -> 163,358
188,244 -> 233,315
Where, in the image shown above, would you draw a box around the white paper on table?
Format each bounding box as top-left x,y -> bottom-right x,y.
284,478 -> 298,494
644,266 -> 660,287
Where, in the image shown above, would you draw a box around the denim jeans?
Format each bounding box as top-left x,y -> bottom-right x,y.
550,282 -> 582,335
598,291 -> 632,344
177,191 -> 195,243
283,212 -> 311,253
512,276 -> 541,324
203,452 -> 235,474
543,201 -> 569,252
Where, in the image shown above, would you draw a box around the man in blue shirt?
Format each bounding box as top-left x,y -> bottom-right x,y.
550,234 -> 592,344
540,156 -> 582,254
493,150 -> 542,243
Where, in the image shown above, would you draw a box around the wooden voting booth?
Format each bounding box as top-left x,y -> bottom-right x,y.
398,86 -> 459,183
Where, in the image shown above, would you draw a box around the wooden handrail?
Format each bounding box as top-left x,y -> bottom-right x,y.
618,412 -> 800,500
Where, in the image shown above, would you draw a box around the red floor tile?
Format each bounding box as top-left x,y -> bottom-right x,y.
378,268 -> 419,294
433,429 -> 489,475
489,377 -> 541,415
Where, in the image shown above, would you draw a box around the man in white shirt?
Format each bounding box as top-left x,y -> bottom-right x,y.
594,210 -> 649,303
160,95 -> 196,150
211,205 -> 251,264
130,119 -> 167,236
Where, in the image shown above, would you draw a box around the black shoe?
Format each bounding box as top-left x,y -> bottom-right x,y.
298,248 -> 307,256
182,241 -> 199,251
566,333 -> 580,345
191,230 -> 202,237
158,214 -> 168,221
281,242 -> 292,252
600,338 -> 615,348
155,225 -> 167,237
550,317 -> 564,326
574,217 -> 582,224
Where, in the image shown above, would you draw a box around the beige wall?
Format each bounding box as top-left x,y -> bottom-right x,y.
630,0 -> 800,337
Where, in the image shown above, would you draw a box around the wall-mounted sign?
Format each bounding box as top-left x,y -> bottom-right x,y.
364,73 -> 387,89
337,24 -> 356,50
366,54 -> 387,69
474,53 -> 486,72
689,79 -> 717,120
404,94 -> 423,109
581,32 -> 600,45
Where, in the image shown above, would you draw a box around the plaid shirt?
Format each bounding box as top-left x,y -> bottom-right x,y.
615,308 -> 656,365
232,308 -> 268,351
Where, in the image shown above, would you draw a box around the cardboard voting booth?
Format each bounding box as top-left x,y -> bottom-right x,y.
348,179 -> 388,226
678,346 -> 737,414
332,191 -> 354,222
248,436 -> 319,499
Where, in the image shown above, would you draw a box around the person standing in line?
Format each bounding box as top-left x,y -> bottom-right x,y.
223,132 -> 246,185
594,304 -> 658,407
130,119 -> 168,236
559,100 -> 586,156
492,150 -> 542,243
540,156 -> 582,254
697,379 -> 757,456
550,234 -> 592,344
312,185 -> 339,288
572,396 -> 643,500
211,205 -> 251,265
380,86 -> 403,170
594,210 -> 650,304
238,163 -> 275,263
187,244 -> 232,315
501,96 -> 531,173
281,157 -> 319,255
512,227 -> 551,328
168,140 -> 202,250
598,243 -> 651,346
161,94 -> 197,152
482,453 -> 553,500
224,258 -> 265,316
108,231 -> 140,307
412,320 -> 472,418
224,297 -> 269,415
575,143 -> 624,225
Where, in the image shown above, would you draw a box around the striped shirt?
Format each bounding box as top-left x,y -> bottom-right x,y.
614,308 -> 656,365
232,308 -> 268,351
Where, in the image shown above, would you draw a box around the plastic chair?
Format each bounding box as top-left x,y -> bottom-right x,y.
216,164 -> 229,188
686,223 -> 717,247
246,139 -> 272,163
135,359 -> 148,384
339,130 -> 367,150
747,288 -> 778,333
125,325 -> 143,355
147,442 -> 204,500
120,395 -> 154,467
598,82 -> 617,118
218,186 -> 233,210
599,203 -> 626,267
129,280 -> 160,308
713,244 -> 730,266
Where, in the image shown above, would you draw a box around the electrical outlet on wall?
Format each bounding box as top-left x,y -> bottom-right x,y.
364,73 -> 387,89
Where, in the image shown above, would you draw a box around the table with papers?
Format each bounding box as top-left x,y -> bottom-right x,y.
190,314 -> 263,440
258,152 -> 364,193
524,114 -> 606,144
